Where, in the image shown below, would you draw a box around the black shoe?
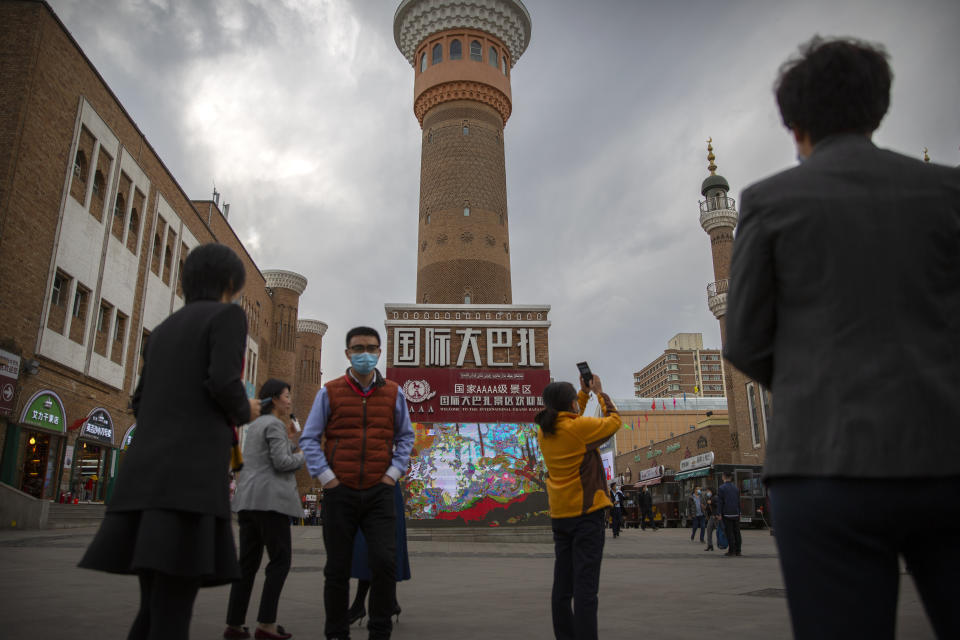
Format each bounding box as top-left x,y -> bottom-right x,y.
347,603 -> 365,627
705,545 -> 714,551
735,552 -> 742,556
392,601 -> 402,623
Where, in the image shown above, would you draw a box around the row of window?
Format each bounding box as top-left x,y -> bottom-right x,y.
49,270 -> 128,365
419,38 -> 509,76
72,145 -> 145,257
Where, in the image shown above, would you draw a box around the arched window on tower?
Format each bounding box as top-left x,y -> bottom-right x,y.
489,46 -> 498,68
419,52 -> 426,72
450,39 -> 462,60
470,40 -> 482,61
502,56 -> 508,74
464,292 -> 471,304
432,43 -> 442,65
462,120 -> 469,136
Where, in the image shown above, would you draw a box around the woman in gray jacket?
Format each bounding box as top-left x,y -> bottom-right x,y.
225,379 -> 305,640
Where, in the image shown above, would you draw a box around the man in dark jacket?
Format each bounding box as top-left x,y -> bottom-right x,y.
301,327 -> 415,640
724,36 -> 960,639
639,486 -> 655,531
717,473 -> 741,557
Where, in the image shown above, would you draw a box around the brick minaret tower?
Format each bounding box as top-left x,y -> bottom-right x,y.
699,139 -> 765,462
293,318 -> 326,497
262,270 -> 307,384
393,0 -> 532,304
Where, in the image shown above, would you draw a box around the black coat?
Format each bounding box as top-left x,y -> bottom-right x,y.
640,491 -> 652,511
725,135 -> 960,479
108,301 -> 251,519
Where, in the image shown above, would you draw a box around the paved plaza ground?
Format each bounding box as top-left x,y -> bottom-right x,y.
0,523 -> 936,639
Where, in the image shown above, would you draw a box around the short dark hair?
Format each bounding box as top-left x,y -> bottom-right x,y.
345,326 -> 380,348
722,471 -> 733,481
775,36 -> 892,144
258,378 -> 290,400
182,243 -> 246,303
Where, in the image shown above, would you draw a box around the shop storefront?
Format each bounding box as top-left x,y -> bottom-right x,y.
11,390 -> 67,500
68,408 -> 116,503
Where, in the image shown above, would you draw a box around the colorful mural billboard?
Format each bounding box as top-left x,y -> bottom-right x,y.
403,422 -> 549,527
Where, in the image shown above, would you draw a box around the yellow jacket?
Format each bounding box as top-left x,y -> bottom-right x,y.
537,390 -> 622,519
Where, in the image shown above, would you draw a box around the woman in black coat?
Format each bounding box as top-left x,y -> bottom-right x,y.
79,243 -> 260,640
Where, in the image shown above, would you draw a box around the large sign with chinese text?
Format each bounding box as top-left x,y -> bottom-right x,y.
387,368 -> 550,423
680,451 -> 715,472
20,390 -> 66,433
81,408 -> 114,445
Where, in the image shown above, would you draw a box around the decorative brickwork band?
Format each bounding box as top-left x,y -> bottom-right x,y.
415,81 -> 512,126
297,319 -> 328,335
262,269 -> 308,295
394,0 -> 532,67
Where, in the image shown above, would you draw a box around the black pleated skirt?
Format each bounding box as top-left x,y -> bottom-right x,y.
78,509 -> 240,587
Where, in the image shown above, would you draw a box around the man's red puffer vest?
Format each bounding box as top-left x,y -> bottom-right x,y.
323,373 -> 399,489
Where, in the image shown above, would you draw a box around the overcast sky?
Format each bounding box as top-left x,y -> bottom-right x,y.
48,0 -> 960,398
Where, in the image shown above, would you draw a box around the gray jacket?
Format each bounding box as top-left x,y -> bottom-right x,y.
725,135 -> 960,479
232,414 -> 305,517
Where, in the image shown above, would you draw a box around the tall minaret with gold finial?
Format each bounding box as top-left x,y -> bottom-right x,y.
923,147 -> 930,163
698,139 -> 767,463
699,138 -> 737,326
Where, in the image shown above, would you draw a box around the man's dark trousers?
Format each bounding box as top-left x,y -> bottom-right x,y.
722,516 -> 741,554
690,515 -> 705,541
551,509 -> 605,640
611,506 -> 622,537
322,483 -> 396,639
770,477 -> 960,639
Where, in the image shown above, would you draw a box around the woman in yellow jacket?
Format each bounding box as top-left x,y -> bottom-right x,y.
536,374 -> 621,640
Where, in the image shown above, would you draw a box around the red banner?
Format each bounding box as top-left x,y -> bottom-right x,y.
386,368 -> 551,423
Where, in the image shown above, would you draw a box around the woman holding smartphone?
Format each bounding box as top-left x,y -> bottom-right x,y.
535,370 -> 621,640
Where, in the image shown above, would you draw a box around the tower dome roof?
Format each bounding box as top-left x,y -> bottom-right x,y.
701,173 -> 730,195
393,0 -> 532,67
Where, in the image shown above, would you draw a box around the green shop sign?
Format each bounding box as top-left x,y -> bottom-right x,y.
646,448 -> 663,459
666,443 -> 681,454
20,390 -> 66,433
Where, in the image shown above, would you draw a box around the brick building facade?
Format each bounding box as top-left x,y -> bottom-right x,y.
0,0 -> 326,519
633,333 -> 725,398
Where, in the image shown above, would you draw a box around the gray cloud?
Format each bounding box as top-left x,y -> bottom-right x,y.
49,0 -> 960,397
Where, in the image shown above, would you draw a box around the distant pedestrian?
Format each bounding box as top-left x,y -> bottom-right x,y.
724,35 -> 960,638
609,483 -> 624,538
639,486 -> 655,531
703,488 -> 719,551
536,373 -> 621,640
717,473 -> 741,557
688,487 -> 705,543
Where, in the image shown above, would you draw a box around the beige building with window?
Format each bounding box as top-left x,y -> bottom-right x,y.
633,333 -> 725,398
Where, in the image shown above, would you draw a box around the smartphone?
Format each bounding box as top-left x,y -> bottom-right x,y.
576,361 -> 593,386
290,415 -> 301,433
259,397 -> 274,414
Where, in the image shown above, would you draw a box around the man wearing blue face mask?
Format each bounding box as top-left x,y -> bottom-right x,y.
300,326 -> 414,640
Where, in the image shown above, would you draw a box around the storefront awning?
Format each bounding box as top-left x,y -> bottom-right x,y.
674,467 -> 711,481
633,477 -> 663,487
